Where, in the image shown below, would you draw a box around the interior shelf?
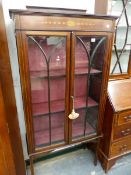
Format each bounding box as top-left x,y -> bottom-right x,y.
34,121 -> 96,147
72,122 -> 96,139
30,69 -> 66,78
32,96 -> 98,117
75,67 -> 101,75
30,67 -> 101,79
34,125 -> 64,147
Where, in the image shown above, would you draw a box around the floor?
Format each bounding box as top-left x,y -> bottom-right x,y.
27,148 -> 131,175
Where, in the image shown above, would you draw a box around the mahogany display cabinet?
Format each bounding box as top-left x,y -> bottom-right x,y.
10,8 -> 117,174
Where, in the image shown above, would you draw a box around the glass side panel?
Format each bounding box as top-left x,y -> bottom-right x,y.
27,36 -> 66,148
110,27 -> 131,74
110,0 -> 131,75
127,27 -> 131,45
110,50 -> 130,74
115,27 -> 127,50
72,36 -> 107,141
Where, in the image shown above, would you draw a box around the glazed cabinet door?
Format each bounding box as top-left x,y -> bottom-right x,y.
17,30 -> 111,152
17,31 -> 70,151
69,32 -> 108,143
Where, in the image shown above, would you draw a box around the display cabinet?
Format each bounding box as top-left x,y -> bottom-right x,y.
10,8 -> 116,174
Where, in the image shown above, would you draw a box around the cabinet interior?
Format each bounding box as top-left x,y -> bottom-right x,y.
26,34 -> 106,148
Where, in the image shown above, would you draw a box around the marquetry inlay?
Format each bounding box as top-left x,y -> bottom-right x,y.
16,15 -> 113,31
67,20 -> 76,27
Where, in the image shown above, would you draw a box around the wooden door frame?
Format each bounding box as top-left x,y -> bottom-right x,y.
0,1 -> 26,174
69,31 -> 114,143
16,31 -> 71,154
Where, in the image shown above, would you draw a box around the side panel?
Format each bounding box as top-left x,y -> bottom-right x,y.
0,82 -> 15,175
0,0 -> 26,174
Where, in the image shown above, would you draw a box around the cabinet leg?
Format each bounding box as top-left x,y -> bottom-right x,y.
94,138 -> 100,166
86,139 -> 100,166
94,153 -> 98,166
30,156 -> 35,175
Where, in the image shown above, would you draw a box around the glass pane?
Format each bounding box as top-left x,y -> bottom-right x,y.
127,27 -> 131,45
110,0 -> 131,75
72,36 -> 107,141
51,112 -> 64,144
33,115 -> 50,147
110,50 -> 130,74
126,1 -> 131,26
72,109 -> 96,140
27,36 -> 66,148
85,106 -> 98,134
115,27 -> 127,50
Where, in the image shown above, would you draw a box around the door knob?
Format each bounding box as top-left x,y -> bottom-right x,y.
68,96 -> 79,120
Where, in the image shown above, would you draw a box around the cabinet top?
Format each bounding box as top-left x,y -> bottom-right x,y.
10,7 -> 118,20
10,7 -> 117,32
108,79 -> 131,112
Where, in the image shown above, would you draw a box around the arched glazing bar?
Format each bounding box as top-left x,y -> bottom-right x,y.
76,36 -> 106,136
28,36 -> 66,145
